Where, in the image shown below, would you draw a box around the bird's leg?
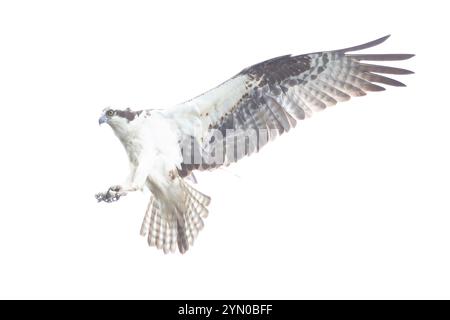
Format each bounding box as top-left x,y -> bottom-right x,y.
96,161 -> 148,203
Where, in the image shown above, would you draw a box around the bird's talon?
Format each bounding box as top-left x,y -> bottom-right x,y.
95,187 -> 125,203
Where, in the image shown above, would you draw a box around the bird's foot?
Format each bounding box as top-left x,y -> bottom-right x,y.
95,185 -> 127,203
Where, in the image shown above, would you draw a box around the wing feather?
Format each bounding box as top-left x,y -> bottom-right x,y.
167,35 -> 414,174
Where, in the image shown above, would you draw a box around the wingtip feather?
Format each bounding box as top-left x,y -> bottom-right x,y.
337,34 -> 392,53
348,53 -> 415,61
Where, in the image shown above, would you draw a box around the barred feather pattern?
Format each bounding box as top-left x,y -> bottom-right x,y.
172,35 -> 414,172
140,178 -> 211,254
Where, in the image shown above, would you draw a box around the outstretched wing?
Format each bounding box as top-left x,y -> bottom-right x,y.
166,35 -> 414,177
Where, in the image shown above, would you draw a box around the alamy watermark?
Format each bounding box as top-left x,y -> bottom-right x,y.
180,128 -> 281,166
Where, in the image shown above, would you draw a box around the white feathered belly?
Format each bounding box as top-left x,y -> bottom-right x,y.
132,114 -> 184,198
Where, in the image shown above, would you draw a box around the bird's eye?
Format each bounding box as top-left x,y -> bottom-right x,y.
106,110 -> 114,116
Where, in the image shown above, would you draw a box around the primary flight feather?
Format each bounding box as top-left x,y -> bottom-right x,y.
96,35 -> 414,254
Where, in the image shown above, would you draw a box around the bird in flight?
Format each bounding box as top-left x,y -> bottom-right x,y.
96,35 -> 413,254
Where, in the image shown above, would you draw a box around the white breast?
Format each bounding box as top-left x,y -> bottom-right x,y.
137,112 -> 184,170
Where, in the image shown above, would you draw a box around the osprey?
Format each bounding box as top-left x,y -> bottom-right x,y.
96,35 -> 413,254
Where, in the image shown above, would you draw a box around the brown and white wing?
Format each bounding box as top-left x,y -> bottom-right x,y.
166,35 -> 413,176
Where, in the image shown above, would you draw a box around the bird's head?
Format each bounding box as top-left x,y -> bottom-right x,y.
98,107 -> 143,130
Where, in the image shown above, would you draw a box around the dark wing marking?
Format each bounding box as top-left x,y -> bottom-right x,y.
174,35 -> 414,176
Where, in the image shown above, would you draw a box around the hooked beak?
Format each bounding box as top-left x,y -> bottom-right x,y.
98,114 -> 108,125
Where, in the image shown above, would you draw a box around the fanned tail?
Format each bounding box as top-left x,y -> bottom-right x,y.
140,178 -> 211,254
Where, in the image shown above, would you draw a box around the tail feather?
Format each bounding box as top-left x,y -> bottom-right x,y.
140,179 -> 211,254
177,219 -> 189,254
184,183 -> 209,218
187,184 -> 211,206
146,198 -> 159,247
154,202 -> 165,250
140,197 -> 153,236
184,194 -> 206,245
169,222 -> 177,253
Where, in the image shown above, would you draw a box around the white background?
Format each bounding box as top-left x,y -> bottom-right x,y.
0,0 -> 449,299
